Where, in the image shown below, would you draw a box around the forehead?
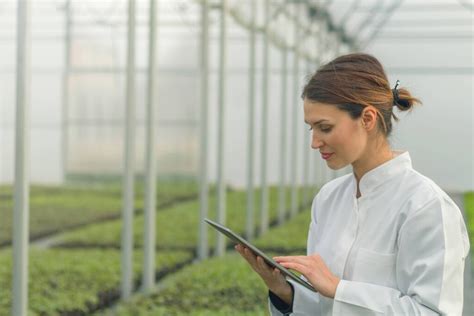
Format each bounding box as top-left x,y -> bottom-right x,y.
303,99 -> 348,122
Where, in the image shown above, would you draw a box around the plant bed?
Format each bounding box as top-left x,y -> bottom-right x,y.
99,253 -> 276,316
254,208 -> 311,253
465,191 -> 474,270
54,187 -> 313,250
0,179 -> 200,246
0,248 -> 193,316
97,206 -> 312,316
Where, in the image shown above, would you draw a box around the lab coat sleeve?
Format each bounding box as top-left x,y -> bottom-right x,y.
332,195 -> 470,315
269,195 -> 323,315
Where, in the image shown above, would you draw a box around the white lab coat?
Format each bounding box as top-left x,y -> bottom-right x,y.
269,150 -> 470,315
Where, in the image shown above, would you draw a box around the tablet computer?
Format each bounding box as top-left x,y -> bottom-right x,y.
204,218 -> 316,292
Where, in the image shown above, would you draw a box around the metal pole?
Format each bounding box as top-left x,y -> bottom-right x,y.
302,56 -> 312,206
290,4 -> 300,218
330,34 -> 339,181
315,17 -> 324,192
121,0 -> 136,300
353,0 -> 384,37
278,34 -> 288,225
307,55 -> 317,197
332,33 -> 340,58
339,0 -> 361,31
361,0 -> 405,49
12,1 -> 30,315
246,0 -> 257,240
198,0 -> 210,261
319,18 -> 328,65
142,0 -> 158,293
215,0 -> 228,256
61,0 -> 71,182
309,28 -> 316,193
260,0 -> 270,235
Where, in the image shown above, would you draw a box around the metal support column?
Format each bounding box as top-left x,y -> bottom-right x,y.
314,17 -> 325,192
215,0 -> 228,256
290,5 -> 300,218
12,1 -> 31,315
61,0 -> 71,182
302,56 -> 312,206
142,0 -> 158,293
278,36 -> 288,225
246,0 -> 257,240
121,0 -> 136,300
198,0 -> 210,261
260,0 -> 270,235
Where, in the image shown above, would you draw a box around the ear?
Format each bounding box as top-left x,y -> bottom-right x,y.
361,106 -> 378,131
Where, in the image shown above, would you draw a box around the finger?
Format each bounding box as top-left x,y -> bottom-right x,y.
274,256 -> 310,265
244,247 -> 259,264
271,268 -> 285,282
239,246 -> 259,269
279,261 -> 311,276
235,245 -> 256,264
235,244 -> 246,257
272,268 -> 282,278
256,256 -> 271,272
273,255 -> 301,261
235,244 -> 244,254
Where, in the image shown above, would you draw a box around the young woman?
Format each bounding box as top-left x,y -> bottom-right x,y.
236,53 -> 470,315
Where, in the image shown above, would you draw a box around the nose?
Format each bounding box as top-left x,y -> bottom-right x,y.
311,133 -> 324,150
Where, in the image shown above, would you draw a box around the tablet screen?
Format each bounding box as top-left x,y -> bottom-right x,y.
204,218 -> 316,292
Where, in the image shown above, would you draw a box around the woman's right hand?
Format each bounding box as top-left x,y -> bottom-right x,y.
235,244 -> 293,305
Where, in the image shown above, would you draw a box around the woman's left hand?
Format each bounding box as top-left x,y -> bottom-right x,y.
273,254 -> 340,298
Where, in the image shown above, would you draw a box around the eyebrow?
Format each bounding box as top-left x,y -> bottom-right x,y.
304,119 -> 329,125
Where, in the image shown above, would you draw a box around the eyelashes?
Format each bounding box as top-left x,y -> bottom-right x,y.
308,127 -> 332,133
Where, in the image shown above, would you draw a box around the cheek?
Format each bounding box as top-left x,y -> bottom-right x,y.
330,125 -> 363,151
327,129 -> 348,147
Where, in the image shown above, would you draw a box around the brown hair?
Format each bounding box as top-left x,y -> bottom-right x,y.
301,53 -> 422,137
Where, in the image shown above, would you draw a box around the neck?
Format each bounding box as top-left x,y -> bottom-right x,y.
352,142 -> 394,184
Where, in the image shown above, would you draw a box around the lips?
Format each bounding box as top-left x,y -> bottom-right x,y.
321,153 -> 334,160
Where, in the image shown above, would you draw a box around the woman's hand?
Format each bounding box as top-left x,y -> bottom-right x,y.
235,244 -> 293,304
273,254 -> 340,299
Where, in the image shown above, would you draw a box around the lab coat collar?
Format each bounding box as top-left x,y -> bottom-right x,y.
353,150 -> 412,198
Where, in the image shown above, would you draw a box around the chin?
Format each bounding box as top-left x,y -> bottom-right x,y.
327,160 -> 349,171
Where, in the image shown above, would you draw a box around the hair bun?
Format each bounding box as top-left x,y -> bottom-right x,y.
394,98 -> 411,110
393,87 -> 417,111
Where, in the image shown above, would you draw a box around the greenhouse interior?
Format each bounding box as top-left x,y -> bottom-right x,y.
0,0 -> 473,315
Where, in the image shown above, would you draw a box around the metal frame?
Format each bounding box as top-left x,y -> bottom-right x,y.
198,0 -> 210,261
12,1 -> 31,315
142,0 -> 158,293
8,0 -> 392,311
61,0 -> 71,182
290,2 -> 301,218
120,0 -> 137,300
278,20 -> 289,225
246,0 -> 257,240
215,0 -> 228,256
259,0 -> 271,235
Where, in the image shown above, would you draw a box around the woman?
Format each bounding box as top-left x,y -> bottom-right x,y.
236,53 -> 470,315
